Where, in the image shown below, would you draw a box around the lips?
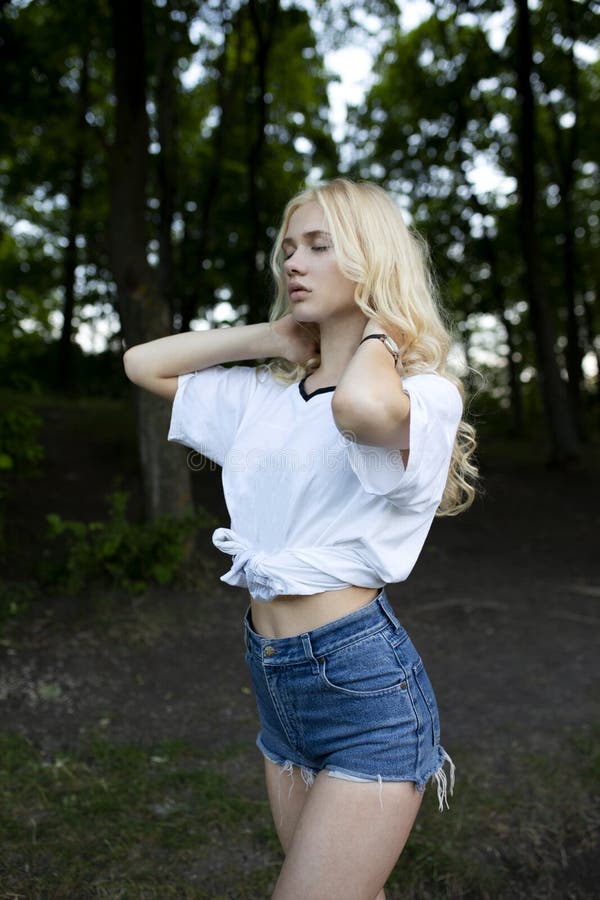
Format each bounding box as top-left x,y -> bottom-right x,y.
288,282 -> 310,300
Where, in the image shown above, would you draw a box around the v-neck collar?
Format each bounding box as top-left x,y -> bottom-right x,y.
298,376 -> 336,402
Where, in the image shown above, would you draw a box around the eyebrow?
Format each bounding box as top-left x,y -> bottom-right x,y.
281,229 -> 332,247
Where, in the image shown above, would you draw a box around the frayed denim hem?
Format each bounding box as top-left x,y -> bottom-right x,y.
416,748 -> 456,811
259,743 -> 455,815
258,740 -> 316,826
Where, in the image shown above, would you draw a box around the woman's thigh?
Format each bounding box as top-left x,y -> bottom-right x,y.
264,758 -> 314,853
271,771 -> 423,900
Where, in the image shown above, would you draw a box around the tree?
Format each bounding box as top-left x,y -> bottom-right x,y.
0,0 -> 117,384
533,0 -> 600,428
108,0 -> 192,519
351,0 -> 597,454
513,0 -> 579,461
172,0 -> 338,327
57,47 -> 90,388
1,0 -> 338,521
350,11 -> 528,420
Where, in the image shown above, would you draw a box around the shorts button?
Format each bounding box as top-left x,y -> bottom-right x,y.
400,681 -> 407,690
264,645 -> 276,657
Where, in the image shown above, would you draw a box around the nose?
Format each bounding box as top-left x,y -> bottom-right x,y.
284,247 -> 307,276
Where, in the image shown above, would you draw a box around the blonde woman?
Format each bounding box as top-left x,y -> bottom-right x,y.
124,178 -> 477,900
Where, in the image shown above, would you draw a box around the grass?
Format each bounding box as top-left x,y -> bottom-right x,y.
391,728 -> 600,899
0,728 -> 598,899
0,734 -> 280,898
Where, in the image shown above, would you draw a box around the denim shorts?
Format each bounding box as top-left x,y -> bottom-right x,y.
243,589 -> 455,810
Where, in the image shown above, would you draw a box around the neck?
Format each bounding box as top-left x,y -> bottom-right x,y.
315,310 -> 367,382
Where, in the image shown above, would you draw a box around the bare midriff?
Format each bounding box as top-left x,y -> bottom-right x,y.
249,585 -> 380,639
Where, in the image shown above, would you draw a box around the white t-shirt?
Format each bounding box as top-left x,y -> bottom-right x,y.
168,365 -> 462,602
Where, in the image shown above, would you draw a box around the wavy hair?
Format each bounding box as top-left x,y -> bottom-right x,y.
267,178 -> 478,515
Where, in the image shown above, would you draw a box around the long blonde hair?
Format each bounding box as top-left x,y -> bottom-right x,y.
267,178 -> 478,516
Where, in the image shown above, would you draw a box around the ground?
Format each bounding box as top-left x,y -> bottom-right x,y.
1,395 -> 599,897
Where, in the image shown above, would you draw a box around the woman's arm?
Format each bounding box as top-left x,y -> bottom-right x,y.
123,316 -> 317,400
332,320 -> 411,450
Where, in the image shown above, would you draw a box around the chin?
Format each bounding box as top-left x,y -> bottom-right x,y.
292,305 -> 320,323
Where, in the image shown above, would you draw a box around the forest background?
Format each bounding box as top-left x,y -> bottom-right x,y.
0,0 -> 599,897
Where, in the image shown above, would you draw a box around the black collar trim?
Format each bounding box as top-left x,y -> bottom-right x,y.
298,377 -> 336,402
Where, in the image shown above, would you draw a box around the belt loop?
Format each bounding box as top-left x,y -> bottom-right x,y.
301,633 -> 320,675
378,589 -> 400,631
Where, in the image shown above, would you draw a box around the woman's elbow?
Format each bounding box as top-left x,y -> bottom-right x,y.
332,388 -> 409,446
122,345 -> 147,385
331,390 -> 378,440
122,347 -> 136,383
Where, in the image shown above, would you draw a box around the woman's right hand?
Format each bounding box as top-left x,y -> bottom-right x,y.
270,315 -> 319,364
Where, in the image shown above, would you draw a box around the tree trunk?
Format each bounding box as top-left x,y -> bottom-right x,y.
546,0 -> 585,437
181,15 -> 234,333
156,2 -> 178,320
581,297 -> 600,397
57,49 -> 89,390
500,303 -> 524,436
434,13 -> 525,435
108,0 -> 192,520
514,0 -> 579,462
561,0 -> 584,437
461,327 -> 478,399
245,0 -> 279,324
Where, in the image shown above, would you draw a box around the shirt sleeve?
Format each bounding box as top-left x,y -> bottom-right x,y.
344,373 -> 463,511
167,364 -> 261,466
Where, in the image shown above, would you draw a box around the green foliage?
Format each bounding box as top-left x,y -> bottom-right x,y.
0,0 -> 114,347
0,0 -> 339,344
44,490 -> 215,595
173,1 -> 338,323
2,0 -> 598,446
0,406 -> 44,474
0,332 -> 128,397
0,579 -> 36,636
349,0 -> 599,441
0,403 -> 44,558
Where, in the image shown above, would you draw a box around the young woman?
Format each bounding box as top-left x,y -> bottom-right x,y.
123,178 -> 477,900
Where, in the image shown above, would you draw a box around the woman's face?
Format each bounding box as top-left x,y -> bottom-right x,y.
282,201 -> 357,323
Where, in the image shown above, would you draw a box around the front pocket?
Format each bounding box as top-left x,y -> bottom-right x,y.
319,630 -> 409,696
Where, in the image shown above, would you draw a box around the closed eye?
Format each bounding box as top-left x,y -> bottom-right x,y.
283,243 -> 332,261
